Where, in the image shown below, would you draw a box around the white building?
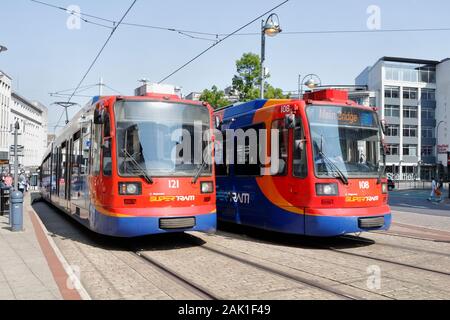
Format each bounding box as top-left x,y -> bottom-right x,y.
10,92 -> 48,171
436,59 -> 450,176
0,70 -> 12,163
356,56 -> 450,180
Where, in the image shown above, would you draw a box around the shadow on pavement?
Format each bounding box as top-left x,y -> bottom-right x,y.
216,220 -> 375,250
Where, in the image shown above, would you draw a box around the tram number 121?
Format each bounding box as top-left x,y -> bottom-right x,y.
169,180 -> 180,189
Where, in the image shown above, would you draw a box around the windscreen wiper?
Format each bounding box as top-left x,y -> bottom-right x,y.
319,151 -> 349,185
192,159 -> 208,184
122,148 -> 153,184
377,148 -> 386,185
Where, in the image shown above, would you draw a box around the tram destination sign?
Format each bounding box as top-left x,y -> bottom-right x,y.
308,105 -> 378,128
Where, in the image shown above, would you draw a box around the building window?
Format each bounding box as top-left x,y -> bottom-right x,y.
403,144 -> 417,156
386,144 -> 399,155
403,87 -> 418,100
421,127 -> 434,139
403,125 -> 418,137
385,86 -> 400,98
421,108 -> 435,120
421,145 -> 433,157
403,106 -> 418,118
421,89 -> 436,101
419,68 -> 436,83
386,124 -> 399,136
385,105 -> 400,117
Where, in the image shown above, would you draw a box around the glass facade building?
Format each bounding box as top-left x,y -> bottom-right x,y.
356,57 -> 439,180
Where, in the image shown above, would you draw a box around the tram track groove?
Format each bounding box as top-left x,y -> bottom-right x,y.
325,246 -> 450,277
134,251 -> 220,300
181,238 -> 363,300
190,236 -> 397,300
213,228 -> 450,277
340,235 -> 450,258
207,229 -> 450,295
371,230 -> 450,243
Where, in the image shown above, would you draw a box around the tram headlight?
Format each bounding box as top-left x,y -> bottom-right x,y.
382,183 -> 388,194
316,183 -> 338,196
201,181 -> 214,194
119,182 -> 142,195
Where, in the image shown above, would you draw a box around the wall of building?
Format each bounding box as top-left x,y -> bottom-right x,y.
0,71 -> 11,161
436,59 -> 450,173
10,92 -> 48,171
356,58 -> 440,180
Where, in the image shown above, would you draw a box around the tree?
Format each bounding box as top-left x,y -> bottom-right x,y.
231,52 -> 288,101
199,85 -> 230,109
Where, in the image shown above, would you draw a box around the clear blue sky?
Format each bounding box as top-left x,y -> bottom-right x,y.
1,0 -> 450,128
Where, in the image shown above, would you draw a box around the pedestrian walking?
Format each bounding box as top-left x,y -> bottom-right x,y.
4,174 -> 12,188
18,173 -> 26,194
0,175 -> 6,189
428,177 -> 436,201
435,178 -> 445,202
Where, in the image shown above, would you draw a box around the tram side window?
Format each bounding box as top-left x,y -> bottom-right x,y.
234,123 -> 265,176
293,118 -> 307,178
102,112 -> 112,176
71,132 -> 81,199
215,132 -> 228,176
81,121 -> 91,176
92,121 -> 101,176
59,144 -> 67,199
271,120 -> 288,176
51,149 -> 58,195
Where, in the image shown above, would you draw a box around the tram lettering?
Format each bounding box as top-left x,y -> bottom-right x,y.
345,195 -> 379,203
359,181 -> 370,189
230,192 -> 250,204
179,304 -> 212,318
150,195 -> 196,202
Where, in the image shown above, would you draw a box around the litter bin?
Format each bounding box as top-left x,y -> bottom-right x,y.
0,187 -> 10,216
10,191 -> 23,232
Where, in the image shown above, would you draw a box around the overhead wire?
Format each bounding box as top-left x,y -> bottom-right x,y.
158,0 -> 290,83
51,0 -> 137,130
66,0 -> 137,103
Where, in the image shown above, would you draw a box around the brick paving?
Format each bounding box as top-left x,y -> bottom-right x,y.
26,199 -> 450,300
0,196 -> 62,300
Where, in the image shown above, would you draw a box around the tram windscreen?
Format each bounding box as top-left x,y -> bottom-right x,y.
306,105 -> 381,178
115,100 -> 212,177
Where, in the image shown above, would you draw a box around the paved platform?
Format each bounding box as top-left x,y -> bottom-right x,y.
0,193 -> 82,300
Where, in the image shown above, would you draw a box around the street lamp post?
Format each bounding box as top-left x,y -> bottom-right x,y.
0,45 -> 7,54
13,121 -> 19,191
260,13 -> 282,99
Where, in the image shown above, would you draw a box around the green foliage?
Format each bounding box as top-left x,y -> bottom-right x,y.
231,52 -> 288,101
200,52 -> 288,105
199,85 -> 230,109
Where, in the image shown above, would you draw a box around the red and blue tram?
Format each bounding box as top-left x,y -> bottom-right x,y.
40,88 -> 216,237
213,89 -> 391,237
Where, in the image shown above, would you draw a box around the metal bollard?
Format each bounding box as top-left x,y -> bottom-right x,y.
10,191 -> 23,232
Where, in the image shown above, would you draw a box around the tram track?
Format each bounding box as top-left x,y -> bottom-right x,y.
194,243 -> 366,300
336,235 -> 450,258
133,236 -> 366,300
133,251 -> 220,300
211,227 -> 450,279
324,246 -> 450,277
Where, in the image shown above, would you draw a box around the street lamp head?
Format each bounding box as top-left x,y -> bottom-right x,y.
263,13 -> 282,37
0,45 -> 7,53
304,78 -> 319,89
